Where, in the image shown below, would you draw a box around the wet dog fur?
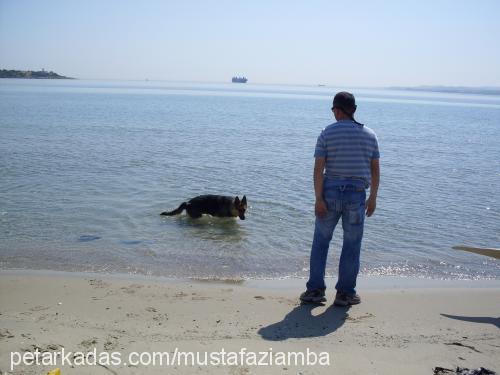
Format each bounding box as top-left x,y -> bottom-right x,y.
161,195 -> 247,220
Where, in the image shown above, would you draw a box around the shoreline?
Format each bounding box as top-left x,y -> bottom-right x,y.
1,268 -> 500,290
1,269 -> 499,374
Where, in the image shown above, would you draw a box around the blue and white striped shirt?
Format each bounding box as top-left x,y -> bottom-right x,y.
314,120 -> 380,188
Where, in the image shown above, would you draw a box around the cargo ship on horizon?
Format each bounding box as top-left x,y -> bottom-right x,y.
231,76 -> 247,83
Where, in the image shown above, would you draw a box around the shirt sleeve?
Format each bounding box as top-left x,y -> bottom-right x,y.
314,131 -> 327,158
371,134 -> 380,159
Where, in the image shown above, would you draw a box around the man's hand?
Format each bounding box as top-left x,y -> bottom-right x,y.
366,195 -> 377,217
367,158 -> 379,218
315,198 -> 328,218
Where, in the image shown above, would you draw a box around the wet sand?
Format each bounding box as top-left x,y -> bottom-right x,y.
0,271 -> 499,374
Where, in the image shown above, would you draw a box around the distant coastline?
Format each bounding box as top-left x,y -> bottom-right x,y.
0,69 -> 74,79
389,85 -> 500,96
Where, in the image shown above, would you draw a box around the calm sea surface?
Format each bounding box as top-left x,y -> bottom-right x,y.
1,79 -> 499,280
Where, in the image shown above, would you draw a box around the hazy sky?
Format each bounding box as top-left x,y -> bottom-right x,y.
1,0 -> 499,86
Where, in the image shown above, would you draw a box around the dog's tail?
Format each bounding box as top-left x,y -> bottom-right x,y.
161,202 -> 187,216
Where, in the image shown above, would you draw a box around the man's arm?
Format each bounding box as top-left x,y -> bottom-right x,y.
314,157 -> 328,218
366,158 -> 380,217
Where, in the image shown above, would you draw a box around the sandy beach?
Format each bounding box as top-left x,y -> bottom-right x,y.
0,271 -> 498,374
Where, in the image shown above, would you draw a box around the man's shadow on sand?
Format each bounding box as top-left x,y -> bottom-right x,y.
258,303 -> 350,341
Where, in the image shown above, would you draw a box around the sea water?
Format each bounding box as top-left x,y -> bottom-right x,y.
1,79 -> 499,280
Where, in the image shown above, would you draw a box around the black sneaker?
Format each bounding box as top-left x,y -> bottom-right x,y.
299,289 -> 326,303
334,292 -> 361,306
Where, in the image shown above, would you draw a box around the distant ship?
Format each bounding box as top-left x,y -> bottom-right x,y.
232,76 -> 248,83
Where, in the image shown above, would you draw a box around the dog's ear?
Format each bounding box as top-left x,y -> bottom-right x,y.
242,195 -> 247,205
234,196 -> 240,206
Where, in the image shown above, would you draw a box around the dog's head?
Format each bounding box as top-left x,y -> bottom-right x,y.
234,195 -> 247,220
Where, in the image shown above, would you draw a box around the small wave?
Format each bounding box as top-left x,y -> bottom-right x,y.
189,276 -> 245,284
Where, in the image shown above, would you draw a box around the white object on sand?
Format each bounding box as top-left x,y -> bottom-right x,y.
453,246 -> 500,260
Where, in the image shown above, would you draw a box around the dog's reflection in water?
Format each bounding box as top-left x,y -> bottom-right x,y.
174,215 -> 247,242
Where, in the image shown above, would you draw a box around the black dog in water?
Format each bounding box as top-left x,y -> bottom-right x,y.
161,195 -> 247,220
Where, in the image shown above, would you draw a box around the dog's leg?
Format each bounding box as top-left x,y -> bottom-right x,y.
186,206 -> 202,219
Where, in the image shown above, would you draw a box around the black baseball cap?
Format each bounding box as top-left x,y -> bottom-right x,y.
332,91 -> 357,115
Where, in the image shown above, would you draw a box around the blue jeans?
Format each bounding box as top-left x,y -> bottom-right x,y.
306,184 -> 366,295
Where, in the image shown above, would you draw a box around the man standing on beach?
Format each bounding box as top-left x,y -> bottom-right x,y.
300,92 -> 380,306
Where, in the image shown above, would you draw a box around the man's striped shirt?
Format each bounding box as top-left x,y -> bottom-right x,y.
314,120 -> 380,188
